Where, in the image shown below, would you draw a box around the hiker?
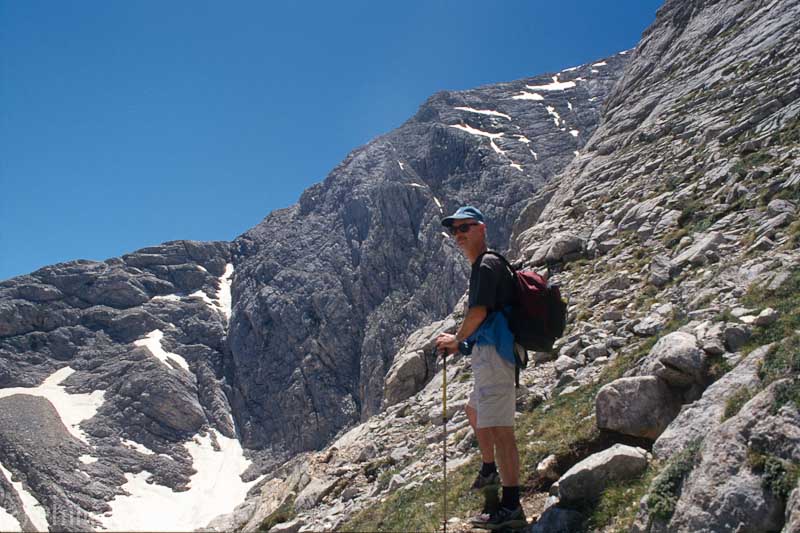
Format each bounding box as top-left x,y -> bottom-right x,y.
435,205 -> 526,530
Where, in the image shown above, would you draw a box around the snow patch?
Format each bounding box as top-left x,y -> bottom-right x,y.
531,150 -> 539,161
592,61 -> 607,67
0,462 -> 48,532
398,161 -> 405,170
152,294 -> 181,302
0,367 -> 106,445
217,264 -> 234,322
433,197 -> 443,211
449,124 -> 505,156
512,92 -> 544,101
516,135 -> 531,144
574,151 -> 580,157
121,439 -> 157,456
454,106 -> 511,121
545,105 -> 562,127
510,163 -> 523,171
134,330 -> 191,373
96,429 -> 263,532
567,101 -> 573,111
409,183 -> 426,189
0,505 -> 19,532
79,455 -> 98,464
570,130 -> 579,138
561,65 -> 580,72
526,75 -> 576,91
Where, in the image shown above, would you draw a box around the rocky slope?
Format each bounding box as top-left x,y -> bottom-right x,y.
216,0 -> 800,531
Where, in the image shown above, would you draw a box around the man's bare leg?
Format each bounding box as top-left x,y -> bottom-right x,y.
466,404 -> 496,463
490,426 -> 519,486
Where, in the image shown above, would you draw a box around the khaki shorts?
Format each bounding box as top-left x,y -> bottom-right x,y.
467,343 -> 516,428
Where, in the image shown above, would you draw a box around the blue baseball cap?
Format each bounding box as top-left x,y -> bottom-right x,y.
441,205 -> 485,227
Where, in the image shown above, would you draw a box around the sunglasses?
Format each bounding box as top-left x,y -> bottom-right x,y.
448,222 -> 480,235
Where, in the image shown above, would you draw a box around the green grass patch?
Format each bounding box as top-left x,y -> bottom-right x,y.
747,450 -> 800,501
740,268 -> 800,352
582,464 -> 660,532
757,334 -> 800,385
721,387 -> 755,421
645,440 -> 702,522
772,378 -> 800,414
341,458 -> 482,532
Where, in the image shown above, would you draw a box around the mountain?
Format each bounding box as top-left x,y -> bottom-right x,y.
216,0 -> 800,531
2,0 -> 799,530
0,41 -> 626,533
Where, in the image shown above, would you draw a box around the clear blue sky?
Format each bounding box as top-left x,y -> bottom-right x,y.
1,0 -> 663,281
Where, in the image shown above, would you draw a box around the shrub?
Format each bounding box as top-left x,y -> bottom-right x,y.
646,440 -> 701,522
721,387 -> 755,421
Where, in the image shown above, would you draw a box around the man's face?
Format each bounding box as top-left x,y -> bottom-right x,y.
449,219 -> 484,251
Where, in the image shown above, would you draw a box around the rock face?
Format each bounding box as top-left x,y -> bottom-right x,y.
227,54 -> 628,451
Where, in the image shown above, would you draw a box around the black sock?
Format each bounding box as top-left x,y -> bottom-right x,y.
501,485 -> 520,509
480,462 -> 497,476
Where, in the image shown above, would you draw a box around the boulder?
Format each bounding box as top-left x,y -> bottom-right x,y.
652,345 -> 768,460
558,444 -> 648,502
649,256 -> 676,287
529,507 -> 584,533
596,376 -> 682,439
555,356 -> 581,375
723,324 -> 751,352
786,488 -> 800,533
640,332 -> 706,387
673,232 -> 725,268
383,350 -> 428,408
294,476 -> 337,511
241,479 -> 292,532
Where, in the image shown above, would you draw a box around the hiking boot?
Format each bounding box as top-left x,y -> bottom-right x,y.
471,504 -> 527,531
471,470 -> 500,491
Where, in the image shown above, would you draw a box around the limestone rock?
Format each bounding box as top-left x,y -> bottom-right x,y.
673,232 -> 725,268
558,444 -> 648,502
596,376 -> 682,439
640,332 -> 706,387
652,345 -> 769,460
295,477 -> 337,511
663,381 -> 799,532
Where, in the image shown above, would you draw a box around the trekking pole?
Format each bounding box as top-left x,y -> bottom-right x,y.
441,345 -> 447,533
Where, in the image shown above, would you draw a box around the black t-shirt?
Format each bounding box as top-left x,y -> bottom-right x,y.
468,252 -> 515,312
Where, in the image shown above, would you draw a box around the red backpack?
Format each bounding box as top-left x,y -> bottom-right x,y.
485,251 -> 568,363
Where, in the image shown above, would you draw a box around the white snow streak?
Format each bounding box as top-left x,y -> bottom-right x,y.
398,161 -> 405,170
510,163 -> 523,171
526,75 -> 576,91
570,130 -> 579,137
0,462 -> 49,532
545,105 -> 561,127
454,106 -> 512,121
97,429 -> 263,532
592,61 -> 608,67
409,183 -> 426,189
152,294 -> 181,302
516,135 -> 531,144
561,65 -> 580,72
121,439 -> 158,456
512,92 -> 544,101
433,197 -> 443,211
0,367 -> 105,446
135,330 -> 191,373
217,264 -> 234,322
449,124 -> 505,155
574,151 -> 580,157
567,101 -> 573,111
531,150 -> 539,161
79,454 -> 98,464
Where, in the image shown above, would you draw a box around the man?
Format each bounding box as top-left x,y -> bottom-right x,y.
435,205 -> 526,530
